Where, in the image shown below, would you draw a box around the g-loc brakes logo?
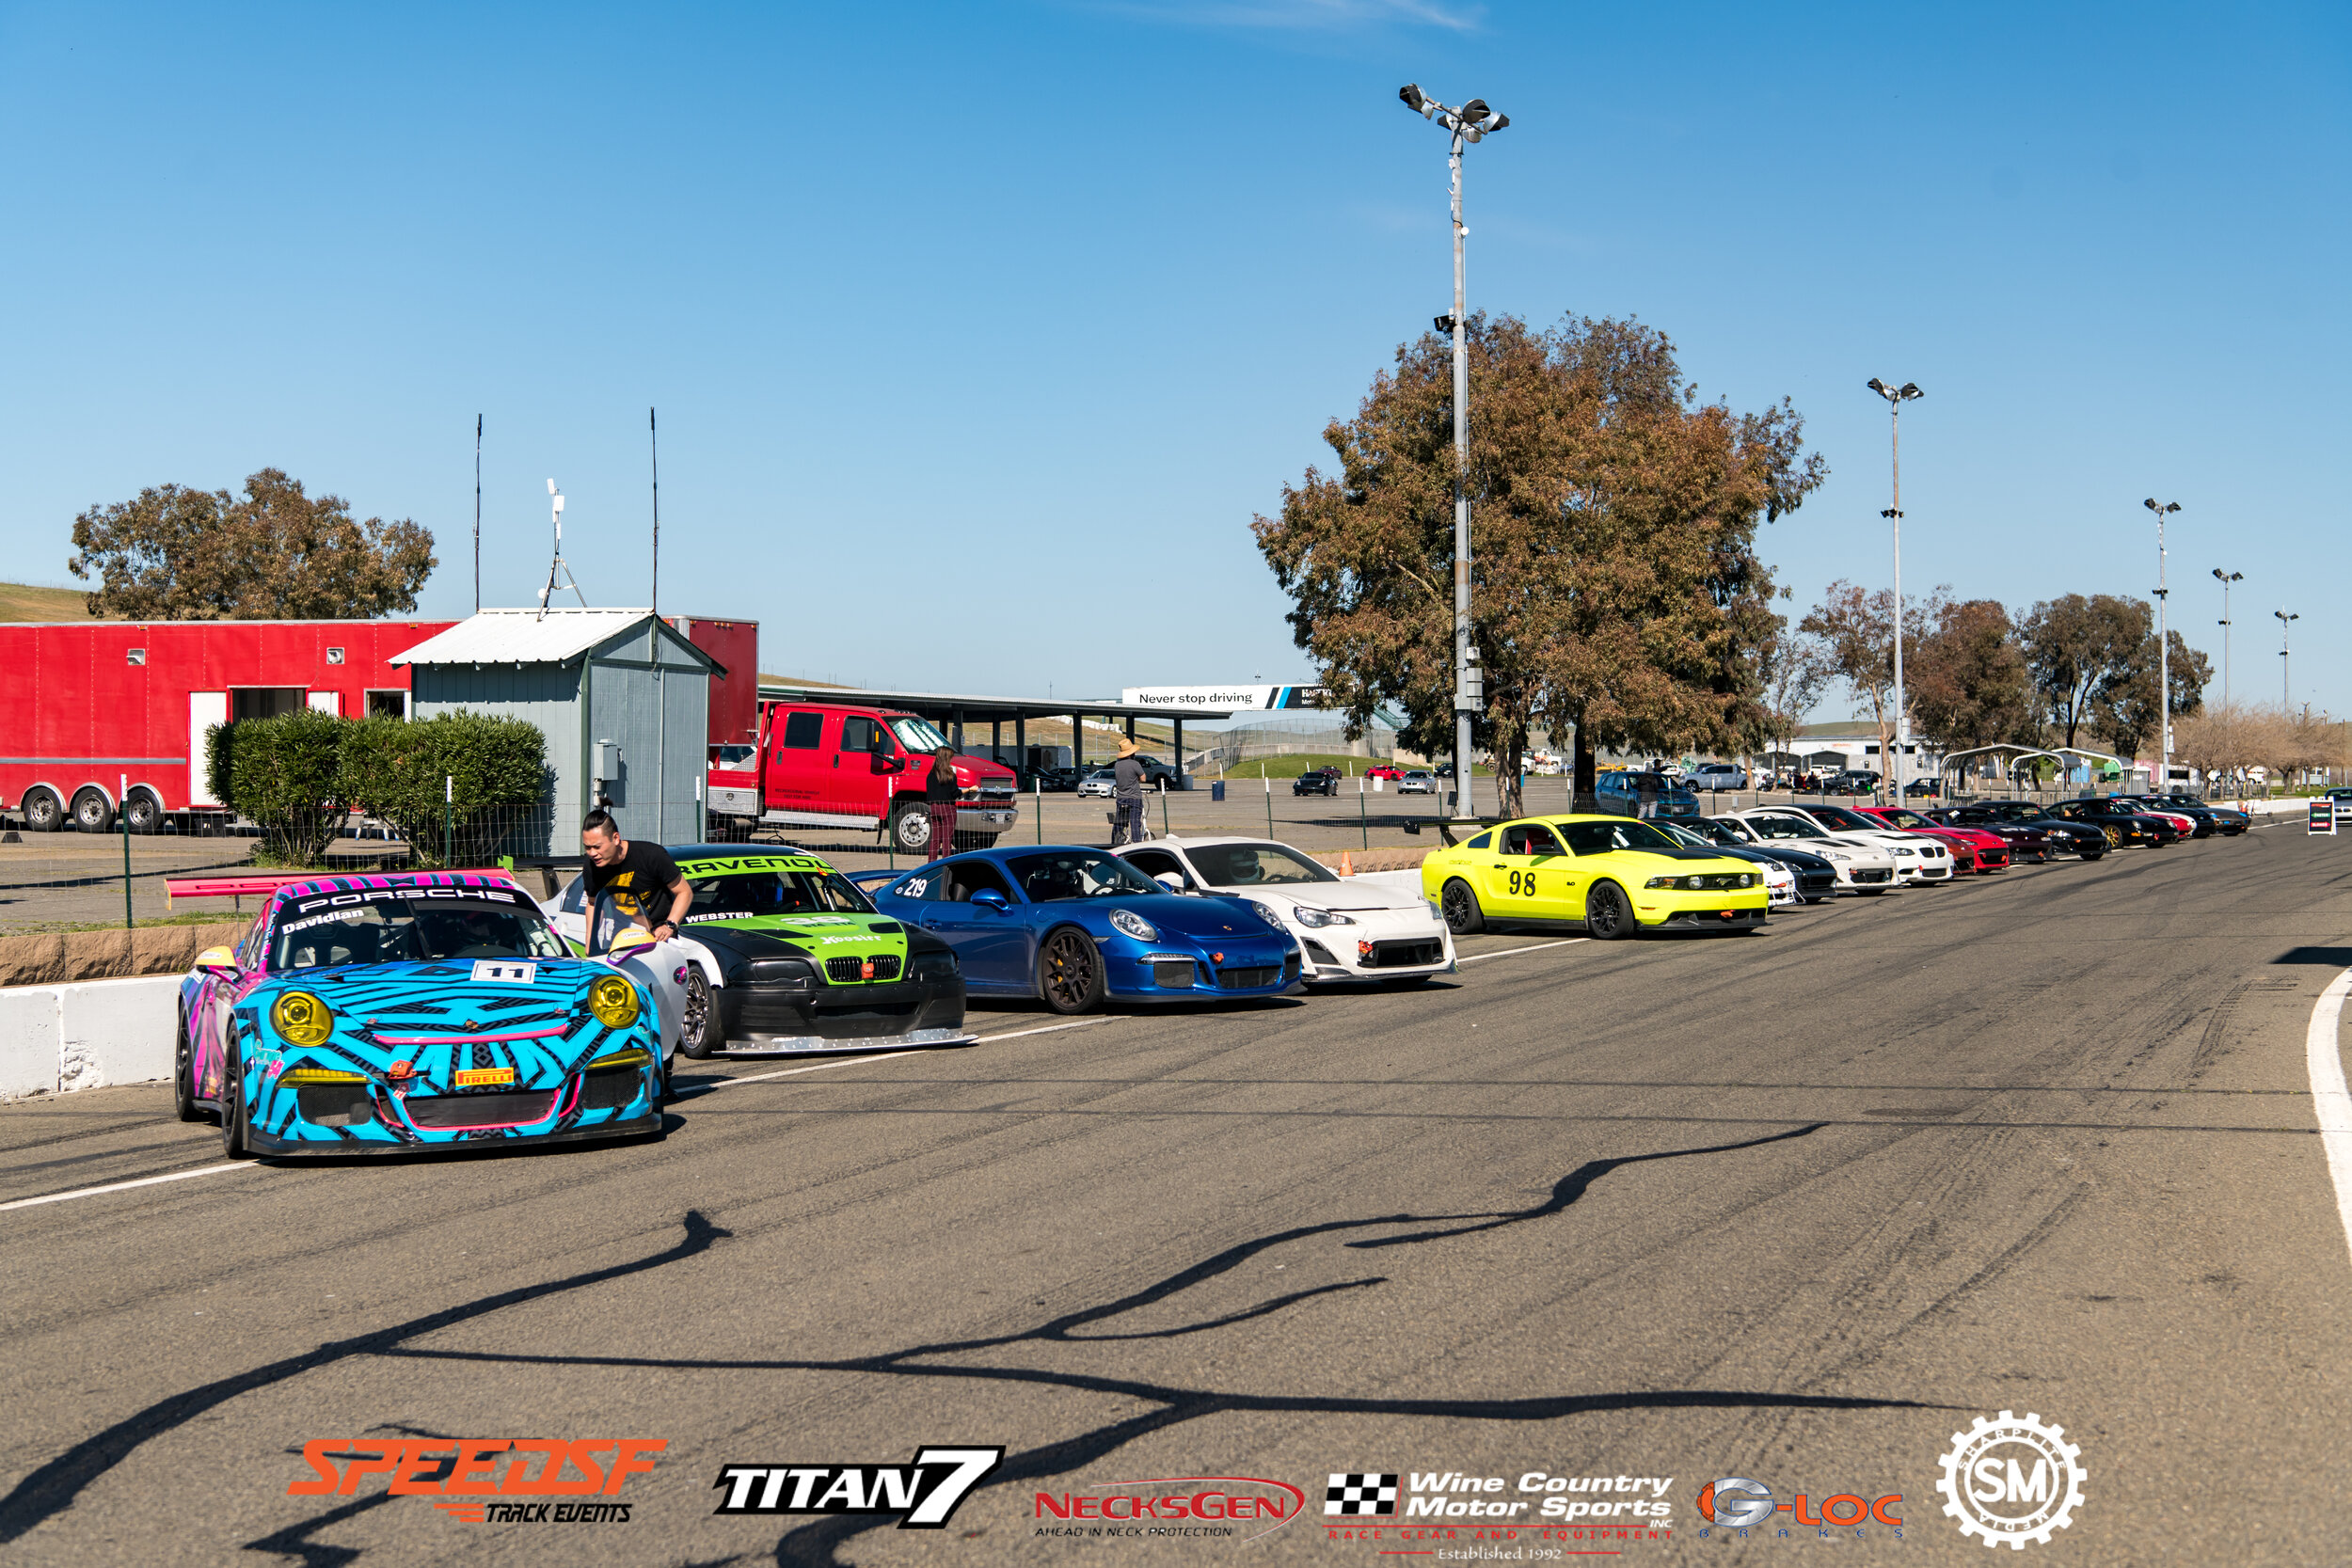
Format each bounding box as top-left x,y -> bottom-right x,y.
290,1438 -> 664,1525
1696,1477 -> 1902,1534
1936,1411 -> 2086,1548
713,1446 -> 1002,1528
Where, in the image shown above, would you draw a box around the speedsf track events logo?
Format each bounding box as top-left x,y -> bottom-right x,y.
291,1438 -> 663,1524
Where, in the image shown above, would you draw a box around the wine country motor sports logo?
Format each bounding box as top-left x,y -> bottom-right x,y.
712,1447 -> 1003,1528
1032,1475 -> 1308,1542
290,1438 -> 664,1524
1694,1477 -> 1902,1539
1325,1470 -> 1676,1551
1936,1411 -> 2086,1548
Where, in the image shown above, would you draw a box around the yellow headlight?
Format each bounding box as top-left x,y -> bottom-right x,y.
271,990 -> 333,1047
589,974 -> 640,1030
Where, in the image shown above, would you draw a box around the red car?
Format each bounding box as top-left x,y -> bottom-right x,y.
1858,805 -> 2010,873
1366,765 -> 1405,781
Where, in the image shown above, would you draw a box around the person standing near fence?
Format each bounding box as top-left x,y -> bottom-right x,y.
925,745 -> 960,862
1113,736 -> 1147,846
1637,773 -> 1660,820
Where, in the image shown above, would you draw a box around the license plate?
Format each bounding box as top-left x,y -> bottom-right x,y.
469,960 -> 537,984
453,1067 -> 516,1087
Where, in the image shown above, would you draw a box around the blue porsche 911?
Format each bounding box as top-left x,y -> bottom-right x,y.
861,846 -> 1301,1013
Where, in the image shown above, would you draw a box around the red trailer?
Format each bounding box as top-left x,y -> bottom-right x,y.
0,619 -> 452,832
665,614 -> 759,752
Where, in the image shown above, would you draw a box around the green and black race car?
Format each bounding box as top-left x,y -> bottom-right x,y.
547,846 -> 972,1058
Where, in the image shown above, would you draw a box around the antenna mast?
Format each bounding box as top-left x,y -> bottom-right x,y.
537,478 -> 587,620
472,414 -> 483,613
649,406 -> 660,618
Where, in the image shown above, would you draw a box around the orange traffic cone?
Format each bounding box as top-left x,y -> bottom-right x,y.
1340,851 -> 1354,877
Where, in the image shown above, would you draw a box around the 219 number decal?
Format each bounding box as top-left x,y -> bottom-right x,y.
1506,871 -> 1537,896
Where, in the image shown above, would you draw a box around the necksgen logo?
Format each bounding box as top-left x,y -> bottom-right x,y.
1034,1476 -> 1308,1542
712,1447 -> 1003,1529
291,1438 -> 664,1525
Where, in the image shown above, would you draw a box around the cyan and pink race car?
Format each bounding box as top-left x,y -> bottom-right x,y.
173,870 -> 677,1156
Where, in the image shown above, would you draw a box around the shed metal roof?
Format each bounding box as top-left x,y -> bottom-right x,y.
390,608 -> 717,670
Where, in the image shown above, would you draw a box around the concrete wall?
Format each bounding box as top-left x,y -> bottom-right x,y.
0,975 -> 179,1100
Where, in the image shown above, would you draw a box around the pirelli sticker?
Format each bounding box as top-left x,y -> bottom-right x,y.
453,1068 -> 517,1088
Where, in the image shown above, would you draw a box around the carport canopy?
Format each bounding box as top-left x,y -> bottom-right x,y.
755,683 -> 1234,781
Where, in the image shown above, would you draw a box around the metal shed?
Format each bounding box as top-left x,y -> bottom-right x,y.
390,609 -> 723,853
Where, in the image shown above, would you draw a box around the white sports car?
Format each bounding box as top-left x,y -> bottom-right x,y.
1719,812 -> 1903,894
1735,806 -> 1951,883
1113,834 -> 1454,986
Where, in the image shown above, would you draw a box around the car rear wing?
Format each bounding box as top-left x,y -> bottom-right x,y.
167,869 -> 520,902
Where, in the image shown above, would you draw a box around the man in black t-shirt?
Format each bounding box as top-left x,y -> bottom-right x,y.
581,809 -> 691,945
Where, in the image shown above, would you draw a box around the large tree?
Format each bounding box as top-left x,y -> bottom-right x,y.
1797,581 -> 1943,782
68,467 -> 436,620
1253,313 -> 1824,816
1907,597 -> 2036,760
2019,594 -> 2148,754
1754,608 -> 1834,772
2098,628 -> 2211,762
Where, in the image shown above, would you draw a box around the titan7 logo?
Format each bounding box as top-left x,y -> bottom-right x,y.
712,1447 -> 1004,1528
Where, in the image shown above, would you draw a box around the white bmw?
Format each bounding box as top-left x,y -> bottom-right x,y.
1740,805 -> 1954,883
1113,835 -> 1454,986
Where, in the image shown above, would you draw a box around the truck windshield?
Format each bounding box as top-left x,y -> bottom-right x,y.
889,716 -> 951,753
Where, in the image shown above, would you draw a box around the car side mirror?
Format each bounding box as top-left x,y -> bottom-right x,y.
1152,872 -> 1184,893
971,889 -> 1009,911
607,927 -> 660,958
194,945 -> 238,975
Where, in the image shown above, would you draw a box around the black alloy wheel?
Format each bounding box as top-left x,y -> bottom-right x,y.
173,1010 -> 202,1123
1039,928 -> 1104,1014
676,966 -> 717,1059
1439,878 -> 1484,935
219,1037 -> 251,1159
1584,880 -> 1633,940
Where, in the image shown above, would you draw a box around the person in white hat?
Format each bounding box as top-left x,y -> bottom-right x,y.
1112,736 -> 1147,846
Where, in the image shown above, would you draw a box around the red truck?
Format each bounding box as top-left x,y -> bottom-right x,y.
707,699 -> 1020,853
0,618 -> 453,832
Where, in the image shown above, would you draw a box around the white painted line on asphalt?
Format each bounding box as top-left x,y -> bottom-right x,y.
1458,939 -> 1588,964
677,1018 -> 1112,1097
2303,967 -> 2352,1267
0,1162 -> 251,1213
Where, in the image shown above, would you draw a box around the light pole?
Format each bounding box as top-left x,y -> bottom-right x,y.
2277,608 -> 2298,711
2144,499 -> 2181,781
1401,83 -> 1508,820
1867,378 -> 1921,801
2212,568 -> 2242,705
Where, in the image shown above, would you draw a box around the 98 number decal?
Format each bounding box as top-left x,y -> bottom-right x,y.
1506,870 -> 1538,896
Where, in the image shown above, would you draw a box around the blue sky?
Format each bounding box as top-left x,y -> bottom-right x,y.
2,2 -> 2344,720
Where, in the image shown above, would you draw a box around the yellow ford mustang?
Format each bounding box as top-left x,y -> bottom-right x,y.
1420,814 -> 1770,939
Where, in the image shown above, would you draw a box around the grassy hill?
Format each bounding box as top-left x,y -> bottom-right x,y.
0,581 -> 107,621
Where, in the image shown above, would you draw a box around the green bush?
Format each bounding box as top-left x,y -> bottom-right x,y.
215,708 -> 352,864
341,710 -> 550,867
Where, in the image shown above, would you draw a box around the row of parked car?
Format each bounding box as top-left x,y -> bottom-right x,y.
1413,789 -> 2254,940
